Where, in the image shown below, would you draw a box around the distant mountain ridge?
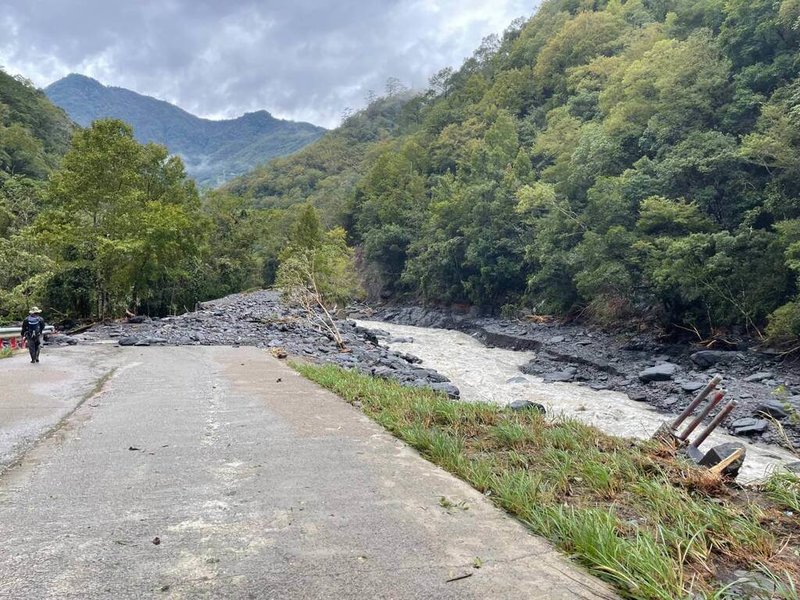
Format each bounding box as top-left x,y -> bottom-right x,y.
45,74 -> 325,186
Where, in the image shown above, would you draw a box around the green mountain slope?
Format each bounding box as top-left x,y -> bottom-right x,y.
226,92 -> 414,225
0,70 -> 74,179
0,69 -> 76,320
228,0 -> 800,341
45,74 -> 325,186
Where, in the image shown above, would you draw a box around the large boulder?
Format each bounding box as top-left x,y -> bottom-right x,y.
690,350 -> 741,369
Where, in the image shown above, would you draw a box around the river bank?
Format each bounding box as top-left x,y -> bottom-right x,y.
71,292 -> 799,476
75,291 -> 460,398
355,319 -> 799,483
354,305 -> 800,452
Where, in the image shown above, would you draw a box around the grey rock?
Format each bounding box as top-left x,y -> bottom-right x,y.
638,363 -> 678,382
680,381 -> 705,393
134,340 -> 151,347
372,366 -> 395,378
428,382 -> 460,398
753,399 -> 790,420
389,336 -> 414,344
730,418 -> 769,436
785,462 -> 800,474
543,370 -> 575,383
698,442 -> 746,477
415,368 -> 449,384
744,371 -> 774,383
725,570 -> 777,599
690,350 -> 740,369
548,335 -> 565,344
506,376 -> 529,384
507,400 -> 546,414
118,336 -> 139,346
399,352 -> 422,364
127,315 -> 147,324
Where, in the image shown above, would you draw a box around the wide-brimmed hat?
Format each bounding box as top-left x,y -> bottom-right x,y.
29,306 -> 41,314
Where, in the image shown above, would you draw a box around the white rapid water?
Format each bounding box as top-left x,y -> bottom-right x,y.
357,320 -> 798,484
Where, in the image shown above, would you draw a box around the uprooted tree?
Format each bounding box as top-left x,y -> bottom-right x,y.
276,204 -> 361,348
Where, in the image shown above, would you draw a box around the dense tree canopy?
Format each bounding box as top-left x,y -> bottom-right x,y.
228,0 -> 800,343
5,0 -> 800,346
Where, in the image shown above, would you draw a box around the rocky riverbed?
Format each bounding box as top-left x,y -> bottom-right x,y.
66,292 -> 800,453
358,305 -> 800,452
74,290 -> 460,398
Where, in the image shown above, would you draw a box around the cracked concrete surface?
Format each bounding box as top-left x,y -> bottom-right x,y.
0,345 -> 615,599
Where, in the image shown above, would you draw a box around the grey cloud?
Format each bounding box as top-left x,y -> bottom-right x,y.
1,1 -> 536,127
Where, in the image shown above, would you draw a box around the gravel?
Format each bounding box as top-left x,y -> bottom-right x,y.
76,291 -> 460,398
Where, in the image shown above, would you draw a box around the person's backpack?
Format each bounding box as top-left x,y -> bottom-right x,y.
25,316 -> 42,339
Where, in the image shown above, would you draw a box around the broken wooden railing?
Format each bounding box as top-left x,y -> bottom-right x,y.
653,374 -> 744,476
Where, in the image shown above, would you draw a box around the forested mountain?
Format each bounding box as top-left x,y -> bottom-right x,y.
228,0 -> 800,344
226,91 -> 415,225
46,74 -> 325,186
0,71 -> 74,179
0,69 -> 287,324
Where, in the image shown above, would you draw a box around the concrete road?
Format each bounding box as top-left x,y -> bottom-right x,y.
0,345 -> 615,599
0,343 -> 123,472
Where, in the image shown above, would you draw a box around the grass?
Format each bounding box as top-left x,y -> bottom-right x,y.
293,362 -> 800,600
763,471 -> 800,513
0,347 -> 13,359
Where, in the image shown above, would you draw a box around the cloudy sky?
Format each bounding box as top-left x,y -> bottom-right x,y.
1,1 -> 537,127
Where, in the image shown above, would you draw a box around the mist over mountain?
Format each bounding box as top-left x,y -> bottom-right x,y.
45,74 -> 325,186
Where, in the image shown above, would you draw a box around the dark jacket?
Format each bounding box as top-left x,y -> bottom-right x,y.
21,315 -> 45,339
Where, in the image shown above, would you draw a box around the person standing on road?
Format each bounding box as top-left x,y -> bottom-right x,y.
21,307 -> 46,363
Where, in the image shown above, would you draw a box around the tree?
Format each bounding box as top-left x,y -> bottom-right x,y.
36,119 -> 205,319
277,205 -> 360,348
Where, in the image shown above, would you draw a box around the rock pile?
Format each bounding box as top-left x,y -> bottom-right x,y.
78,291 -> 460,398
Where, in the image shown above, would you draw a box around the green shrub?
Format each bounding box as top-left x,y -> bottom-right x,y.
766,300 -> 800,346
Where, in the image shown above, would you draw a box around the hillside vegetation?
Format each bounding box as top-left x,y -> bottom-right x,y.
229,0 -> 800,344
0,69 -> 303,324
46,74 -> 326,187
0,70 -> 73,179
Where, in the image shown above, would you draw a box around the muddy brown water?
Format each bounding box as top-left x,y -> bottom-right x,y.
358,320 -> 798,484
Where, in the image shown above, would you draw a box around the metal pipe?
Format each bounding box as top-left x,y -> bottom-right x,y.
670,374 -> 722,429
0,326 -> 55,340
677,390 -> 725,441
691,400 -> 737,449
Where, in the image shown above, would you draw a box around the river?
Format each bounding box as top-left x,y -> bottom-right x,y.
357,320 -> 798,484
